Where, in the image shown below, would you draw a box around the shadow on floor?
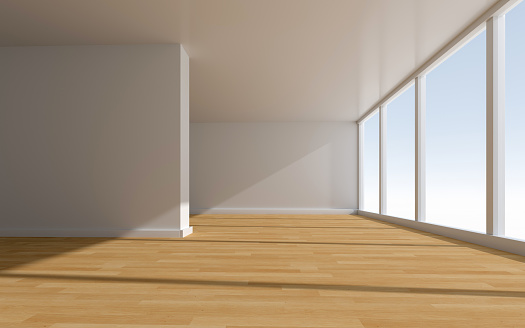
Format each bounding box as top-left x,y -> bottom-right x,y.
119,238 -> 464,248
192,224 -> 396,229
0,237 -> 112,271
1,214 -> 524,272
355,215 -> 525,264
1,271 -> 524,298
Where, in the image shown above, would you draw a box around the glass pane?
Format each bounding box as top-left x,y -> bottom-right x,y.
426,31 -> 486,232
386,85 -> 415,220
505,2 -> 525,241
363,113 -> 379,212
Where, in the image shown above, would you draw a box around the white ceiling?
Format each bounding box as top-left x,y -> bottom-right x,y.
0,0 -> 497,122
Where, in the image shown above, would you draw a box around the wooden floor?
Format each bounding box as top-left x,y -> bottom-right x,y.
1,214 -> 525,327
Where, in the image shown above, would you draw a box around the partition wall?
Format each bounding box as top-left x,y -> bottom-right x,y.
358,0 -> 525,244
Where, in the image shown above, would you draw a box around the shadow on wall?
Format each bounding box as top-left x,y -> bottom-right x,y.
0,45 -> 185,233
190,122 -> 358,212
0,83 -> 183,231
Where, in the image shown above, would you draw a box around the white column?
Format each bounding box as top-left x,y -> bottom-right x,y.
177,44 -> 193,238
415,76 -> 426,222
379,105 -> 387,215
486,16 -> 505,236
358,122 -> 364,210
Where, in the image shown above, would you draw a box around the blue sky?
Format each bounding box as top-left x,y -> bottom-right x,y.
363,0 -> 525,241
426,29 -> 486,233
505,1 -> 525,241
385,84 -> 414,220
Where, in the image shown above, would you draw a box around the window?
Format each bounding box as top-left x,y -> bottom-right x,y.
425,31 -> 486,232
357,0 -> 525,252
505,1 -> 525,241
362,112 -> 380,212
386,85 -> 415,220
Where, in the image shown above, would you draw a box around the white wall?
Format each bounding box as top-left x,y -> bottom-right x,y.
190,122 -> 358,214
0,45 -> 190,237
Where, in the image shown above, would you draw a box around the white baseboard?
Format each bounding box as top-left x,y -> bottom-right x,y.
177,226 -> 193,238
190,208 -> 357,215
358,210 -> 525,257
0,226 -> 193,238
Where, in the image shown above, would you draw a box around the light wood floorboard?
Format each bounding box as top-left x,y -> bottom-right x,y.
1,214 -> 525,327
